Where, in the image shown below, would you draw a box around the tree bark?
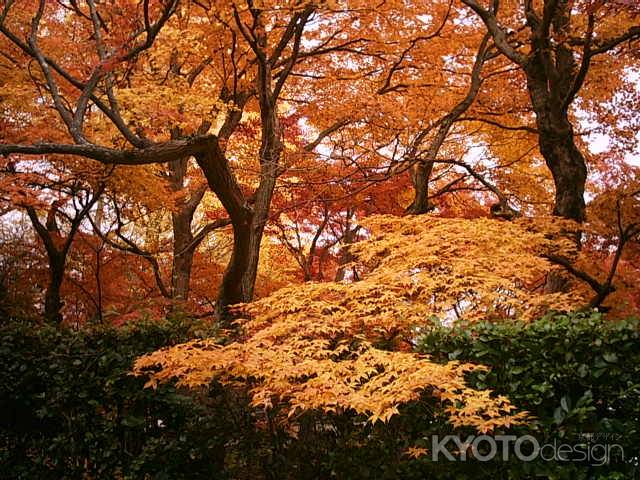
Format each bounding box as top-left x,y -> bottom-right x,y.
196,139 -> 254,321
525,43 -> 588,222
44,255 -> 65,324
239,124 -> 282,302
538,123 -> 587,222
171,209 -> 195,302
335,213 -> 360,282
212,108 -> 282,317
166,153 -> 205,303
461,0 -> 590,222
406,161 -> 435,214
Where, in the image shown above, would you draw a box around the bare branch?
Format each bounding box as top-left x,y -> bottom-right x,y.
1,135 -> 217,166
461,0 -> 528,66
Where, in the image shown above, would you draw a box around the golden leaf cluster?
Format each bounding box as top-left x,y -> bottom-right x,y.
132,215 -> 586,431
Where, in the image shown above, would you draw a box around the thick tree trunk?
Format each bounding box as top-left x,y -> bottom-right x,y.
214,221 -> 253,318
538,123 -> 587,222
527,75 -> 587,223
239,221 -> 266,302
524,1 -> 587,223
210,143 -> 281,322
240,161 -> 279,301
527,74 -> 587,293
214,151 -> 280,319
461,0 -> 589,222
196,142 -> 255,322
199,7 -> 308,322
215,22 -> 283,321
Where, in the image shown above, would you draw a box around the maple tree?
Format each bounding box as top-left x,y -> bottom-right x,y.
0,0 -> 351,321
135,217 -> 552,429
459,0 -> 640,222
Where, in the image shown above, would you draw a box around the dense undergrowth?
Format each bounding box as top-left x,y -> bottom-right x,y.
1,312 -> 638,479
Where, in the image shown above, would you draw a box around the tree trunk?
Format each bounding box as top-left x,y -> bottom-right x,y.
526,73 -> 587,293
335,215 -> 359,282
537,121 -> 587,222
406,161 -> 435,214
526,75 -> 587,223
198,6 -> 307,322
214,220 -> 253,318
523,1 -> 587,223
208,143 -> 281,322
171,209 -> 195,302
214,143 -> 280,319
405,34 -> 489,216
44,255 -> 64,323
240,161 -> 279,301
214,21 -> 284,321
166,153 -> 206,304
195,142 -> 255,322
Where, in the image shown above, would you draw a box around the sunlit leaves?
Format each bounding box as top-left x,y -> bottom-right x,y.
131,214 -> 591,431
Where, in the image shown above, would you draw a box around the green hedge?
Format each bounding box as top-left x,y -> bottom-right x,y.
0,316 -> 231,479
410,311 -> 640,479
1,311 -> 639,479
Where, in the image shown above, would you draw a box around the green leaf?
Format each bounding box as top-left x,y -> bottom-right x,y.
553,406 -> 566,425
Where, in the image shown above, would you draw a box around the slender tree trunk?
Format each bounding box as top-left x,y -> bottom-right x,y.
405,34 -> 490,215
93,198 -> 105,322
44,255 -> 64,324
335,214 -> 359,282
171,209 -> 195,302
406,161 -> 435,214
302,254 -> 314,282
166,151 -> 207,304
95,244 -> 103,323
27,187 -> 103,324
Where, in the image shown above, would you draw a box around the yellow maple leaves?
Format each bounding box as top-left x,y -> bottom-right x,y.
134,329 -> 528,431
131,214 -> 591,432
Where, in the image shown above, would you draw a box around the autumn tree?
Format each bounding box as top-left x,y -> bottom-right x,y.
134,214 -> 590,431
0,0 -> 352,320
460,0 -> 640,222
2,0 -> 639,325
0,155 -> 107,322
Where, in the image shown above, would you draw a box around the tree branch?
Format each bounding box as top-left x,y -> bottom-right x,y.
1,135 -> 216,166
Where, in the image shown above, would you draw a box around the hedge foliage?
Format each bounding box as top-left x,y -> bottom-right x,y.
1,311 -> 639,479
414,312 -> 640,479
0,316 -> 231,479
